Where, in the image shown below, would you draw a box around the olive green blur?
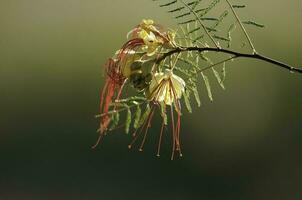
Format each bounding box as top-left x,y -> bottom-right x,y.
0,0 -> 301,199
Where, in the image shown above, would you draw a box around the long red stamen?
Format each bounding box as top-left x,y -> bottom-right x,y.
139,107 -> 155,151
100,79 -> 116,133
176,109 -> 182,157
91,133 -> 104,149
119,39 -> 144,61
157,119 -> 166,157
99,79 -> 109,112
170,81 -> 183,158
170,106 -> 176,160
128,104 -> 154,149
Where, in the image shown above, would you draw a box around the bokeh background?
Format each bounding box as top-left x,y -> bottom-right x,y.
0,0 -> 301,199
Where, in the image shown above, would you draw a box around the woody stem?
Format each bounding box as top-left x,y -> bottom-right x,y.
156,47 -> 302,74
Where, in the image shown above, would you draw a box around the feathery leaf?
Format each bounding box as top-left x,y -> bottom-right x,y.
125,107 -> 132,134
232,5 -> 246,9
242,21 -> 265,28
133,105 -> 142,129
201,72 -> 213,101
160,0 -> 177,7
183,89 -> 193,113
189,81 -> 202,107
138,104 -> 151,128
109,112 -> 120,131
212,67 -> 225,90
160,102 -> 168,125
197,0 -> 221,17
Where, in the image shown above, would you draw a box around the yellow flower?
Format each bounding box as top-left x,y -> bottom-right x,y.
140,19 -> 155,29
138,29 -> 164,56
127,19 -> 176,56
139,19 -> 162,34
147,69 -> 185,106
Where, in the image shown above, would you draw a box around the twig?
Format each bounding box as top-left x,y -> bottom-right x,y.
156,47 -> 302,74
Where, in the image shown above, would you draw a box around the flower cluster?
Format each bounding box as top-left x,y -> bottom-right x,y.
96,19 -> 185,159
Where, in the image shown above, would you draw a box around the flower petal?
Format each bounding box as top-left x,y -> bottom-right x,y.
171,74 -> 186,99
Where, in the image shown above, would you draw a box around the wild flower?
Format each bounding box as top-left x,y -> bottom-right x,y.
147,69 -> 185,107
146,69 -> 186,159
95,19 -> 177,148
94,0 -> 302,159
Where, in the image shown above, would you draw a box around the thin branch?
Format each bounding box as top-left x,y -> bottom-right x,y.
156,47 -> 302,74
225,0 -> 256,53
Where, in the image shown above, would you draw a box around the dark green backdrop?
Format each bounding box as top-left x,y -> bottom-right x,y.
0,0 -> 301,199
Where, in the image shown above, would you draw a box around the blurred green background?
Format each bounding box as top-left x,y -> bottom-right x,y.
0,0 -> 301,199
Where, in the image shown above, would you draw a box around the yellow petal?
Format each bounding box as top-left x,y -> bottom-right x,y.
147,70 -> 185,105
149,72 -> 165,94
171,74 -> 186,99
142,19 -> 154,26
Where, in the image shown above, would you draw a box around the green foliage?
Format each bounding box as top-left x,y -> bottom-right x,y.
138,104 -> 152,128
201,72 -> 213,102
109,112 -> 120,131
210,10 -> 229,31
183,89 -> 193,112
133,104 -> 142,129
232,5 -> 246,9
153,0 -> 264,48
212,67 -> 225,90
160,102 -> 168,125
125,107 -> 132,134
221,61 -> 227,84
168,6 -> 185,13
190,81 -> 201,107
197,0 -> 221,17
227,23 -> 236,47
242,21 -> 265,28
159,0 -> 177,7
213,34 -> 230,42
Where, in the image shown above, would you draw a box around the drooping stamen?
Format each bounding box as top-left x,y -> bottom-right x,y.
119,38 -> 144,62
91,133 -> 104,149
112,80 -> 126,112
98,58 -> 126,135
93,72 -> 111,148
157,119 -> 166,157
139,107 -> 155,152
99,79 -> 109,114
170,80 -> 182,137
128,104 -> 154,149
170,105 -> 176,160
128,119 -> 148,149
176,108 -> 183,157
99,78 -> 116,134
170,81 -> 183,159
